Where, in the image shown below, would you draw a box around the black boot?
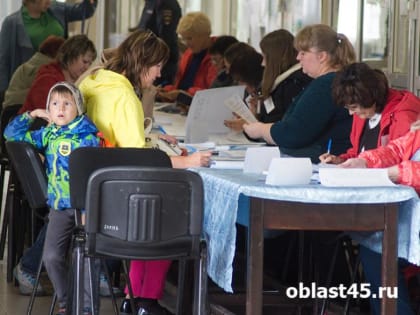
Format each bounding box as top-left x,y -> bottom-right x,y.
120,298 -> 142,315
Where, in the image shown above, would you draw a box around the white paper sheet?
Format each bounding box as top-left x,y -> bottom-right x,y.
209,160 -> 244,169
265,158 -> 312,185
319,168 -> 396,187
243,147 -> 280,174
185,86 -> 246,143
224,94 -> 258,123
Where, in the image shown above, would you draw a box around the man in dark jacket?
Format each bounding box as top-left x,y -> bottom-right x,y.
130,0 -> 181,85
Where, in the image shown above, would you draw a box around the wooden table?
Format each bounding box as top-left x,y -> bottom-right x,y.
247,198 -> 399,315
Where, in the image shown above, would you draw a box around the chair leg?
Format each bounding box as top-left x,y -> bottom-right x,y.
123,260 -> 137,315
0,164 -> 7,258
101,260 -> 119,315
319,237 -> 340,315
176,260 -> 186,315
26,255 -> 45,315
74,230 -> 85,315
49,293 -> 57,315
194,241 -> 208,315
7,179 -> 17,282
0,183 -> 9,260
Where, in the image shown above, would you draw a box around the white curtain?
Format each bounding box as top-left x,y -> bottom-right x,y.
0,0 -> 20,26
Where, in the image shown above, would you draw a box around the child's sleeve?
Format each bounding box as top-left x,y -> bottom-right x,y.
3,112 -> 44,149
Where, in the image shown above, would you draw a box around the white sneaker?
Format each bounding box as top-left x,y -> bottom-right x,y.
13,263 -> 46,296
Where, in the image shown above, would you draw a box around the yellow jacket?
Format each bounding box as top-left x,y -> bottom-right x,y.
79,68 -> 146,148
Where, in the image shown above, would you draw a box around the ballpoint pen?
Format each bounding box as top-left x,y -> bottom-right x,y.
327,138 -> 332,154
158,125 -> 167,134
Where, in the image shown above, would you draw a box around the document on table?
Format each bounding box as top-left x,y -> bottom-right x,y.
185,85 -> 245,143
224,94 -> 258,123
319,168 -> 396,187
210,160 -> 244,169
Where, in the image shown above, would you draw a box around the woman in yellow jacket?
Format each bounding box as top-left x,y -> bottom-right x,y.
79,30 -> 211,315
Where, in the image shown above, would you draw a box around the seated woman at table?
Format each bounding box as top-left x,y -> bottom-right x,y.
338,125 -> 420,315
157,12 -> 218,105
78,29 -> 211,315
224,29 -> 312,132
319,62 -> 420,164
208,35 -> 238,88
243,24 -> 355,162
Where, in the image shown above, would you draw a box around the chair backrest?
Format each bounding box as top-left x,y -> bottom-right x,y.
69,147 -> 172,209
5,141 -> 48,209
85,166 -> 204,260
0,105 -> 21,154
68,147 -> 203,260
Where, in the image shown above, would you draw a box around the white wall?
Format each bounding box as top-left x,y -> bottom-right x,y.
0,0 -> 20,26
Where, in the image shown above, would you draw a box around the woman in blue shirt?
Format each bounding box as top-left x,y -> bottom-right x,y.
243,24 -> 355,162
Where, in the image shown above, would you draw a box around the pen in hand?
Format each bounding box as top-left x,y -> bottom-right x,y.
158,125 -> 167,134
327,138 -> 332,154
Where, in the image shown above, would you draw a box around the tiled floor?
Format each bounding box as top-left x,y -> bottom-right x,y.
0,259 -> 125,315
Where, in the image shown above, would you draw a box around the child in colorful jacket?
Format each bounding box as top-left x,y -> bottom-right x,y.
4,81 -> 99,315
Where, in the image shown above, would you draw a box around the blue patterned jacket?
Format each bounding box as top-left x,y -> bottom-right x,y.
4,113 -> 99,210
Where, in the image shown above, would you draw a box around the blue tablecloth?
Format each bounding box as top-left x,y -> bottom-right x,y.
194,168 -> 420,293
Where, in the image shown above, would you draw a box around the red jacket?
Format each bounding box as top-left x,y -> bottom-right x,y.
19,61 -> 65,114
360,130 -> 420,194
164,39 -> 218,95
339,89 -> 420,160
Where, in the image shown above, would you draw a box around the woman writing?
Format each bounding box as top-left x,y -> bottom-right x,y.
243,24 -> 355,162
78,30 -> 211,315
320,62 -> 420,164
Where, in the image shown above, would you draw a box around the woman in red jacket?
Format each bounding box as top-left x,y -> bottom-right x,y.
19,34 -> 96,114
319,62 -> 420,164
157,12 -> 217,105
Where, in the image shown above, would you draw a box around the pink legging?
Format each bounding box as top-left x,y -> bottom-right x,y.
125,259 -> 172,299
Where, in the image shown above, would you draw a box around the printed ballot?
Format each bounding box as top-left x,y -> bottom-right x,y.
319,168 -> 396,187
224,94 -> 258,123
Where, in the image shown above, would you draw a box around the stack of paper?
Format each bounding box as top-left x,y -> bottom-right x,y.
319,168 -> 396,187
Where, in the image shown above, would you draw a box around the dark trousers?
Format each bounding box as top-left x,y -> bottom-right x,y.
360,245 -> 414,315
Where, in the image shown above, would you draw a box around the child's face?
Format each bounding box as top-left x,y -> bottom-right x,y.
48,91 -> 78,126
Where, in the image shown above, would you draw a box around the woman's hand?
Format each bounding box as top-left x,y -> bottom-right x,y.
224,118 -> 246,132
319,153 -> 344,164
186,151 -> 212,167
339,158 -> 367,168
387,165 -> 399,183
170,151 -> 212,168
410,120 -> 420,132
157,90 -> 179,102
158,134 -> 178,145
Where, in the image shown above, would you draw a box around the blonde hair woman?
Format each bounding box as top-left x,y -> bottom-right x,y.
157,11 -> 218,104
243,24 -> 356,162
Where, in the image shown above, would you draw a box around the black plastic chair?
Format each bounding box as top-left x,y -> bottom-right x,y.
69,147 -> 208,315
4,141 -> 56,315
0,104 -> 22,260
5,141 -> 48,284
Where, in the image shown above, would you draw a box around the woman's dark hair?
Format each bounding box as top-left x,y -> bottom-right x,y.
56,34 -> 97,69
229,50 -> 263,89
332,62 -> 389,112
39,35 -> 65,58
223,42 -> 255,66
106,30 -> 169,90
209,35 -> 238,55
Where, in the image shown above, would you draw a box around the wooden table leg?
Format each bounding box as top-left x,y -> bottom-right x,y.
246,198 -> 264,315
381,204 -> 398,315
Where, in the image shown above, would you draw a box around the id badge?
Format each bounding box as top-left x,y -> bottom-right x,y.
264,97 -> 275,114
